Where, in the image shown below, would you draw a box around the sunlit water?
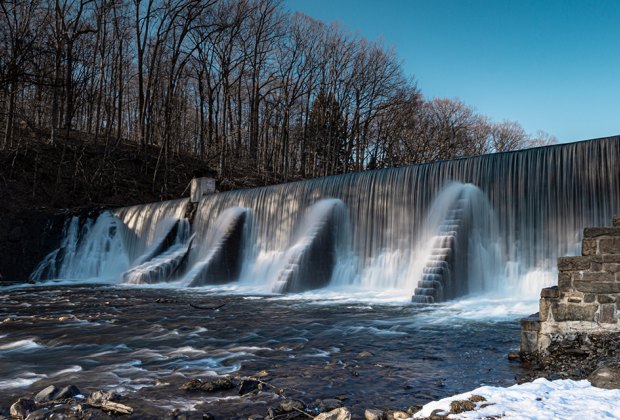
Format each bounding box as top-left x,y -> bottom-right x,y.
0,284 -> 535,416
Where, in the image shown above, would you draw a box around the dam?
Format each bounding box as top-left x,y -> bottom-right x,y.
31,136 -> 620,302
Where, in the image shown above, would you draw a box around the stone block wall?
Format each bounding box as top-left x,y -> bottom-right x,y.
521,214 -> 620,353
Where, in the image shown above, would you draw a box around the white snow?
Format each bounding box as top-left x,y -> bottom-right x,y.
412,378 -> 620,419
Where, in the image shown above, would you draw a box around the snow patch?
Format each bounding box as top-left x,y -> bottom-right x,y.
413,378 -> 620,419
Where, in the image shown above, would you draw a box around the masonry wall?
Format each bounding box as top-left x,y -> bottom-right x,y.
521,214 -> 620,353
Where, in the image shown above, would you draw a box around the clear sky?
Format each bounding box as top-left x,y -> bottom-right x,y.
284,0 -> 620,143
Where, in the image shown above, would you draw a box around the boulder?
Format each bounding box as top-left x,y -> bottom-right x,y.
56,384 -> 81,400
180,376 -> 234,392
25,404 -> 80,420
364,409 -> 385,420
386,411 -> 409,420
588,366 -> 620,389
34,385 -> 58,403
10,398 -> 36,419
314,407 -> 351,420
238,378 -> 262,395
87,390 -> 121,406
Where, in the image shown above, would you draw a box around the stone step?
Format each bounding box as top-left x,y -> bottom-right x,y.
421,273 -> 442,282
414,287 -> 437,297
422,266 -> 446,275
419,279 -> 443,289
613,214 -> 620,227
412,295 -> 434,304
425,260 -> 449,269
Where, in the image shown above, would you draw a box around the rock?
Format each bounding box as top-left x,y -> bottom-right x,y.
364,409 -> 385,420
280,399 -> 305,413
55,384 -> 81,400
407,405 -> 423,415
248,415 -> 264,420
507,351 -> 520,361
316,399 -> 343,413
25,404 -> 80,420
358,351 -> 374,357
98,400 -> 134,415
24,408 -> 51,420
180,378 -> 203,391
180,376 -> 234,392
429,409 -> 448,419
588,366 -> 620,389
314,407 -> 351,420
238,378 -> 262,395
202,376 -> 234,391
86,389 -> 132,415
10,398 -> 36,419
449,399 -> 476,413
87,390 -> 120,406
386,411 -> 409,420
34,385 -> 58,403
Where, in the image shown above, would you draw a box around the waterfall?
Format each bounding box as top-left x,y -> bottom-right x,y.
31,212 -> 131,281
114,198 -> 190,262
31,137 -> 620,301
33,199 -> 190,283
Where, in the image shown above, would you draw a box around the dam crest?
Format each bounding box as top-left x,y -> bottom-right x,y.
32,136 -> 620,302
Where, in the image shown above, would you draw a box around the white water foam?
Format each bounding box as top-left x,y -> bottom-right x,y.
0,366 -> 83,389
0,338 -> 42,351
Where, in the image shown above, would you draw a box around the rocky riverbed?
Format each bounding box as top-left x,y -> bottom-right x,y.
1,284 -> 536,418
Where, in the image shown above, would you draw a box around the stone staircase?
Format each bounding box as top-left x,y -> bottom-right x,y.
412,198 -> 471,304
521,214 -> 620,353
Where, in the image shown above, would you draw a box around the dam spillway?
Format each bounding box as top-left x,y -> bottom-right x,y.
32,136 -> 620,302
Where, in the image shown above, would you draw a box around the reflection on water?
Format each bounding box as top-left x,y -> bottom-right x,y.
0,285 -> 527,415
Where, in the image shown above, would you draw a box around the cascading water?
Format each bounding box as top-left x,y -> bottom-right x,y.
411,183 -> 503,303
183,207 -> 249,287
122,219 -> 191,284
33,199 -> 191,283
114,198 -> 190,262
272,199 -> 351,293
30,137 -> 620,302
31,212 -> 131,281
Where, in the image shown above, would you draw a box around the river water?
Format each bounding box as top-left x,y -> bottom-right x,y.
0,283 -> 533,418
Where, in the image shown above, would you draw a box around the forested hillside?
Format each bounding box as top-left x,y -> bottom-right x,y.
0,0 -> 556,201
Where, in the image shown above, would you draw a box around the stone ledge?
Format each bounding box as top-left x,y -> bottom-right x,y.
583,227 -> 620,238
614,214 -> 620,227
540,286 -> 559,298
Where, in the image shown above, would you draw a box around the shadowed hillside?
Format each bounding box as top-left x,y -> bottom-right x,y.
0,129 -> 286,282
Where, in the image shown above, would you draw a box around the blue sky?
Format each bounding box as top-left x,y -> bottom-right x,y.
284,0 -> 620,143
